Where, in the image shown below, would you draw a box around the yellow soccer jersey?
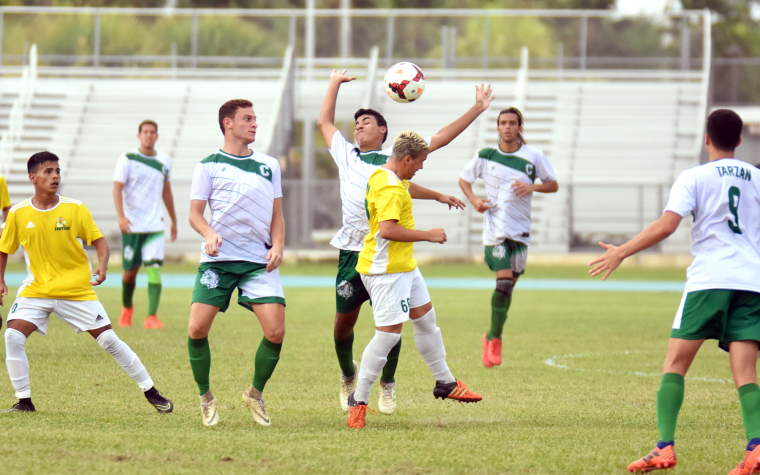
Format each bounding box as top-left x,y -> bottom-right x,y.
356,168 -> 417,275
0,175 -> 10,210
0,196 -> 104,300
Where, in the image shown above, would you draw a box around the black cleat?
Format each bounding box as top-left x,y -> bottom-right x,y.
7,399 -> 36,413
145,388 -> 173,414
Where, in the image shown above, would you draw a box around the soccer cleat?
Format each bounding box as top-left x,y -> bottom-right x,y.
488,337 -> 503,366
200,392 -> 219,427
482,334 -> 494,368
347,392 -> 376,429
378,380 -> 397,415
340,360 -> 359,412
728,444 -> 760,475
145,389 -> 173,414
118,307 -> 133,327
144,315 -> 164,329
433,379 -> 482,403
6,400 -> 36,413
626,445 -> 677,473
242,388 -> 271,427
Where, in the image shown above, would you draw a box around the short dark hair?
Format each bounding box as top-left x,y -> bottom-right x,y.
28,151 -> 59,174
497,107 -> 527,145
706,109 -> 743,152
138,120 -> 158,133
354,108 -> 388,143
219,99 -> 253,135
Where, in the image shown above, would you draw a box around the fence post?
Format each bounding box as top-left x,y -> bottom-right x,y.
440,25 -> 448,68
171,42 -> 177,79
680,17 -> 690,71
94,11 -> 101,67
306,0 -> 315,80
385,15 -> 394,67
0,11 -> 4,70
191,14 -> 198,68
449,26 -> 457,69
301,118 -> 315,245
579,15 -> 587,70
557,42 -> 564,81
482,15 -> 489,69
340,0 -> 351,59
567,184 -> 574,250
288,14 -> 296,47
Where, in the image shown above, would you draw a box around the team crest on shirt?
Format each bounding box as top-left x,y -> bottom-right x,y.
336,280 -> 354,299
54,217 -> 70,231
260,165 -> 271,178
124,245 -> 134,261
493,244 -> 506,259
200,269 -> 220,290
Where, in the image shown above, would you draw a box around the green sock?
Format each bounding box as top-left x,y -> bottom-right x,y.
122,281 -> 136,309
253,337 -> 282,392
188,337 -> 211,396
487,287 -> 512,340
739,384 -> 760,440
657,373 -> 685,443
334,333 -> 355,377
148,283 -> 162,315
381,337 -> 402,383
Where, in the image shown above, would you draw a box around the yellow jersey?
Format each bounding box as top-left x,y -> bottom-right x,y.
0,196 -> 104,300
356,168 -> 417,275
0,175 -> 10,210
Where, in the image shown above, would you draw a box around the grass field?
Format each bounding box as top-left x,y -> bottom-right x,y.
0,264 -> 750,474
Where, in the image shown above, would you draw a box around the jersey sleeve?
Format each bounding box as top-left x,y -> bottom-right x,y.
460,154 -> 482,183
534,150 -> 557,183
0,176 -> 10,209
190,163 -> 212,201
113,153 -> 130,184
375,186 -> 406,223
329,131 -> 357,168
664,170 -> 697,217
0,208 -> 20,254
272,159 -> 283,199
77,204 -> 104,245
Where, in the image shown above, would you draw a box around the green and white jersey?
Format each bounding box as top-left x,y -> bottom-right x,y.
665,158 -> 760,293
113,148 -> 171,233
190,149 -> 282,264
460,144 -> 556,246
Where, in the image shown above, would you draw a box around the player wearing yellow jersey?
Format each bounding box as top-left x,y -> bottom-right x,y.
0,152 -> 173,413
0,174 -> 11,230
347,132 -> 482,429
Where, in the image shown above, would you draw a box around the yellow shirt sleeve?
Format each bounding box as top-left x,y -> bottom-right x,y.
76,203 -> 104,245
0,177 -> 9,210
375,186 -> 407,223
0,208 -> 20,254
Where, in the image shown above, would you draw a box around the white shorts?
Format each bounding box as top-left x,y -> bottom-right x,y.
360,267 -> 431,327
6,297 -> 111,336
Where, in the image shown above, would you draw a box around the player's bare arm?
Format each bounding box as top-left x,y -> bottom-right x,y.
189,199 -> 223,257
429,84 -> 494,153
459,177 -> 491,213
378,219 -> 447,244
317,69 -> 357,149
91,236 -> 110,286
511,179 -> 559,199
162,180 -> 178,242
266,198 -> 285,273
589,211 -> 682,280
408,182 -> 465,210
113,181 -> 132,233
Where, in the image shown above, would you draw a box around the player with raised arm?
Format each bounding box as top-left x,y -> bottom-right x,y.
317,69 -> 492,415
589,110 -> 760,475
347,131 -> 482,429
187,99 -> 285,428
0,151 -> 173,413
459,107 -> 558,368
114,120 -> 177,330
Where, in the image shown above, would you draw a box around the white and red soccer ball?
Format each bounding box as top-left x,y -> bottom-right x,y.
383,62 -> 425,103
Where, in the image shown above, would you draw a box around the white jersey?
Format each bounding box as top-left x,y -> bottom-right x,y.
664,158 -> 760,293
190,149 -> 282,264
328,131 -> 431,252
460,144 -> 556,246
113,148 -> 171,233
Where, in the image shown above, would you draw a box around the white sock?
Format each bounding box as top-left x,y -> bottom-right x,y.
96,330 -> 154,392
412,308 -> 455,384
354,330 -> 401,404
5,329 -> 31,398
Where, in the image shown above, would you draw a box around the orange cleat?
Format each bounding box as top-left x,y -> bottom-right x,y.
488,337 -> 502,366
728,443 -> 760,475
433,379 -> 482,403
144,315 -> 164,329
347,403 -> 368,429
627,445 -> 676,473
482,334 -> 494,368
118,307 -> 134,327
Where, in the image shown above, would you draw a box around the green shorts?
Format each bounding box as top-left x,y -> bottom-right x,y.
122,231 -> 164,270
484,239 -> 528,274
671,289 -> 760,351
191,261 -> 285,313
335,249 -> 370,314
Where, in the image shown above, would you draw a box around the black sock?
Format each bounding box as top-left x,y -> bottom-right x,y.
19,397 -> 32,405
144,387 -> 158,399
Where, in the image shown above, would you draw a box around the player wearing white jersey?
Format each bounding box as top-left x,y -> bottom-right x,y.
459,107 -> 558,368
187,99 -> 285,428
317,69 -> 492,414
590,110 -> 760,475
113,120 -> 177,330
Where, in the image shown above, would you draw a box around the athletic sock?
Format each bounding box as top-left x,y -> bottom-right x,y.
122,281 -> 136,309
96,330 -> 154,391
354,331 -> 401,403
144,387 -> 159,399
380,337 -> 402,384
749,438 -> 760,452
334,333 -> 356,378
487,280 -> 512,340
252,337 -> 282,392
657,441 -> 674,449
412,308 -> 455,384
739,384 -> 760,441
5,329 -> 31,398
188,336 -> 211,396
657,373 -> 685,444
146,266 -> 162,315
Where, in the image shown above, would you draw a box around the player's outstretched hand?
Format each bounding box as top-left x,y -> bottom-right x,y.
475,83 -> 495,112
511,179 -> 535,199
427,228 -> 447,244
472,198 -> 491,214
437,194 -> 466,210
204,231 -> 223,257
266,245 -> 283,273
0,281 -> 7,306
588,241 -> 625,281
118,215 -> 132,234
91,265 -> 107,286
331,69 -> 357,84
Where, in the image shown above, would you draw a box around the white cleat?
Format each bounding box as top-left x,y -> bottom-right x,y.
340,360 -> 359,412
378,380 -> 397,415
200,392 -> 219,427
242,387 -> 271,427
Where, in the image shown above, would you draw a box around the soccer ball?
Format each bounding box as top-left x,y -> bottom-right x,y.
384,62 -> 425,103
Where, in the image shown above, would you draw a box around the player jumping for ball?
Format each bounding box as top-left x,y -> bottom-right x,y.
459,107 -> 558,368
0,151 -> 173,413
590,110 -> 760,475
317,68 -> 493,415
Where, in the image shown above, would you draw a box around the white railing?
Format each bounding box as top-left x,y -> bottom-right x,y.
362,46 -> 380,110
0,44 -> 37,175
266,45 -> 296,160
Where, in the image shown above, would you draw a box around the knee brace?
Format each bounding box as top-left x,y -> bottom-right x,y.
496,278 -> 514,298
146,265 -> 162,285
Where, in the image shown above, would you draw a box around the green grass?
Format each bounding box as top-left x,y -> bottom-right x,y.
0,267 -> 745,474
